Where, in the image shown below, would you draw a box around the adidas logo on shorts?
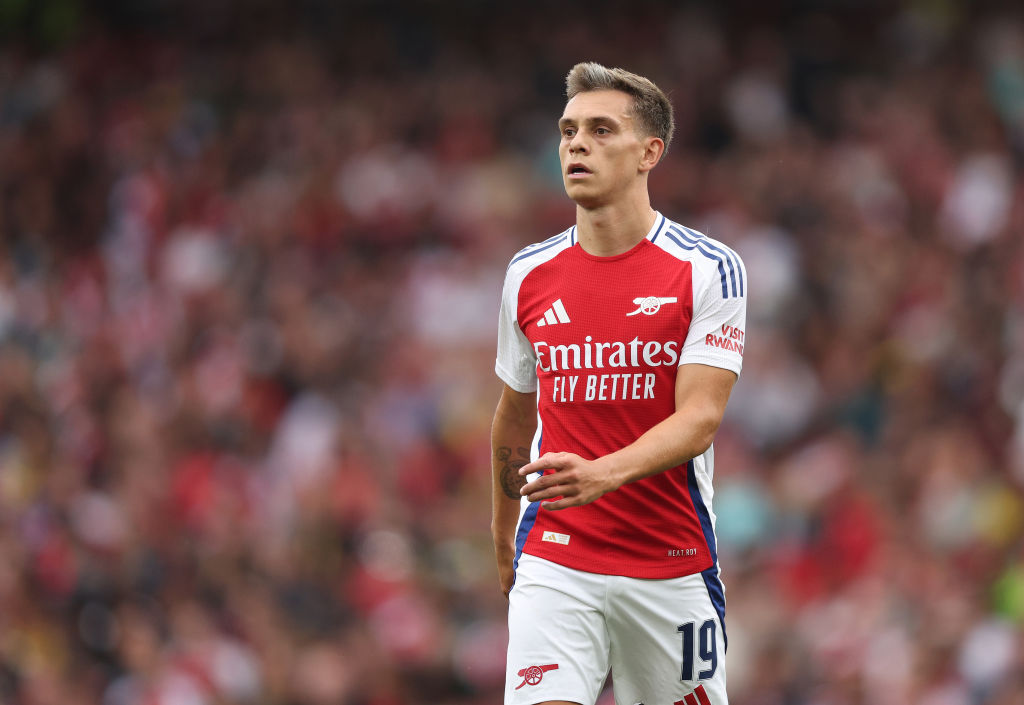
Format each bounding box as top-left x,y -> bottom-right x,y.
675,684 -> 712,705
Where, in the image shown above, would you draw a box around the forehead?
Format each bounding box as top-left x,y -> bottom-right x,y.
560,89 -> 635,123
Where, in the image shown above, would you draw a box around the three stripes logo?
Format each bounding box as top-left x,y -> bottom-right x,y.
674,684 -> 712,705
537,298 -> 571,327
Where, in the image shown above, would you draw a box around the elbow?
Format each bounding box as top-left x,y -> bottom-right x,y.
691,414 -> 723,457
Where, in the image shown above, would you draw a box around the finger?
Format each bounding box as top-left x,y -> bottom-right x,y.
519,453 -> 570,476
525,483 -> 578,503
520,475 -> 553,495
519,469 -> 563,495
521,472 -> 574,497
519,460 -> 550,476
540,496 -> 581,511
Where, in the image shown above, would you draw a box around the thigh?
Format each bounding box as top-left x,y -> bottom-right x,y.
606,572 -> 728,705
505,555 -> 611,705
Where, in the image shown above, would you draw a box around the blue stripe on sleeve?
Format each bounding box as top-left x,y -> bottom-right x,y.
677,225 -> 744,297
664,229 -> 730,299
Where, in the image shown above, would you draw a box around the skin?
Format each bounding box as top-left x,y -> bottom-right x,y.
490,384 -> 536,599
490,88 -> 738,705
557,89 -> 664,256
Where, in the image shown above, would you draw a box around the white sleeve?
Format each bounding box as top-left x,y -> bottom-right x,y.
495,270 -> 537,392
678,258 -> 747,378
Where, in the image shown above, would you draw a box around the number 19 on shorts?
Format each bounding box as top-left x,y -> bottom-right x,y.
677,619 -> 717,681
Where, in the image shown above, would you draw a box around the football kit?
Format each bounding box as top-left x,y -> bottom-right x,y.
496,213 -> 746,705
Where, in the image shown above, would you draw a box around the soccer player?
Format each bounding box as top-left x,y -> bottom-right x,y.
492,62 -> 746,705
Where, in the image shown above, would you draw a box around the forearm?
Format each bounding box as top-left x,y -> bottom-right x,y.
490,394 -> 537,550
518,396 -> 725,511
598,401 -> 721,490
491,440 -> 529,553
518,365 -> 736,511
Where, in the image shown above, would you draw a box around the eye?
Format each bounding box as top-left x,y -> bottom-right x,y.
595,127 -> 610,135
562,127 -> 576,138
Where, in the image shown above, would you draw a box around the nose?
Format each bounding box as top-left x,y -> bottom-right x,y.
568,133 -> 588,154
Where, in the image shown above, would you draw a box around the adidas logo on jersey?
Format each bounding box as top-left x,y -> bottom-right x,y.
537,298 -> 571,327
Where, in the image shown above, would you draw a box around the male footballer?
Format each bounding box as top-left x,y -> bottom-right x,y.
492,62 -> 747,705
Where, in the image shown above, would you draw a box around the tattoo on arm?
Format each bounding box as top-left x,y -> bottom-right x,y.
496,446 -> 531,499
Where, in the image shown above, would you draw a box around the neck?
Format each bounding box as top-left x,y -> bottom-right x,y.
575,195 -> 658,257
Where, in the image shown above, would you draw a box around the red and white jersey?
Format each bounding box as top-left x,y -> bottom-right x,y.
496,213 -> 746,580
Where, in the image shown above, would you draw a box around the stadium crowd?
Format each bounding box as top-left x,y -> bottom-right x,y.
0,1 -> 1023,703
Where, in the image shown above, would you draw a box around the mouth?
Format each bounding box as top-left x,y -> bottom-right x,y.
566,163 -> 592,179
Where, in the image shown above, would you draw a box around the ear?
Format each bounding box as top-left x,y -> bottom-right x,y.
638,136 -> 665,173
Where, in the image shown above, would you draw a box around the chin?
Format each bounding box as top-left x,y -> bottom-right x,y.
571,197 -> 606,209
565,186 -> 609,209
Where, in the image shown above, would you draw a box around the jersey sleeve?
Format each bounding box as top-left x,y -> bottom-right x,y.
678,255 -> 747,378
495,269 -> 537,392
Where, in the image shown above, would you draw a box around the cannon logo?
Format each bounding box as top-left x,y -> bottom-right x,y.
515,663 -> 559,689
626,296 -> 677,316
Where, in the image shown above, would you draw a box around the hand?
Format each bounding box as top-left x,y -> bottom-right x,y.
519,452 -> 622,510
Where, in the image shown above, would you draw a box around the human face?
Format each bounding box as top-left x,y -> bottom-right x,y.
558,90 -> 649,208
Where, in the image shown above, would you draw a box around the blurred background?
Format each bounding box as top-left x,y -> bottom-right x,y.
1,0 -> 1023,703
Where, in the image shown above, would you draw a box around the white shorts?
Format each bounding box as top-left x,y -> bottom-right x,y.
505,554 -> 728,705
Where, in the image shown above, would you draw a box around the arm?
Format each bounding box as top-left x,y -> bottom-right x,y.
491,384 -> 537,596
518,363 -> 736,510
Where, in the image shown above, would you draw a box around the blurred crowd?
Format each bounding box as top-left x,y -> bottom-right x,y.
1,1 -> 1023,704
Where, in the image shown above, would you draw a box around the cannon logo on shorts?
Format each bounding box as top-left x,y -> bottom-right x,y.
515,663 -> 559,689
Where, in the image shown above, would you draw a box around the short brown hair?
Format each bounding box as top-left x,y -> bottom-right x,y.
566,62 -> 675,152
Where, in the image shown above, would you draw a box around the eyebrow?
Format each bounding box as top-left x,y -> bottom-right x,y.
558,115 -> 623,130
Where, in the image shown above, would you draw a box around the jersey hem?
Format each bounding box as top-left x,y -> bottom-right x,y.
678,355 -> 742,379
521,548 -> 714,580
